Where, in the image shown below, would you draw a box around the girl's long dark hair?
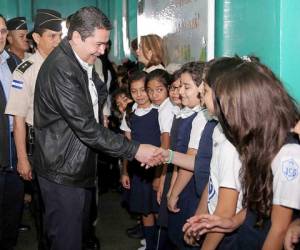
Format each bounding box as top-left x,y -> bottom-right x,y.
210,56 -> 299,225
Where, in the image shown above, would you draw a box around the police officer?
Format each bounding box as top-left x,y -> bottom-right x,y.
5,9 -> 62,250
6,17 -> 30,62
0,13 -> 24,250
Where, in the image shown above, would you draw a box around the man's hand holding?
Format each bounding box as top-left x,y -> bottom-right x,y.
135,144 -> 165,167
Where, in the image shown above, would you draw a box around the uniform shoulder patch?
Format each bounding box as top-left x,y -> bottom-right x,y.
282,159 -> 299,181
16,60 -> 33,74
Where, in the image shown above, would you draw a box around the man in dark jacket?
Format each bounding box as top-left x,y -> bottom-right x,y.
34,7 -> 161,250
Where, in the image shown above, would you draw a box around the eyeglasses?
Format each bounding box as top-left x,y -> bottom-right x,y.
0,28 -> 8,35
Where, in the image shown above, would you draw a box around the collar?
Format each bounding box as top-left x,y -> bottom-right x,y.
35,49 -> 45,62
73,49 -> 93,74
0,50 -> 10,64
132,102 -> 156,111
158,97 -> 170,111
176,105 -> 202,119
143,64 -> 165,73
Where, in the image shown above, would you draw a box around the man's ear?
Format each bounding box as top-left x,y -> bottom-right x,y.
72,31 -> 82,45
32,33 -> 40,45
6,33 -> 13,45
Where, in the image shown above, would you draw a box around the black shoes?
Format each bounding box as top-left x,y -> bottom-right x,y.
126,223 -> 144,239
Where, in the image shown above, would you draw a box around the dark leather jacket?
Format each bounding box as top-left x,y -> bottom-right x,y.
34,38 -> 139,187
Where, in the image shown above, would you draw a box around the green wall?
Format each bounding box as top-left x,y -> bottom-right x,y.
280,1 -> 300,102
1,0 -> 299,101
215,0 -> 300,102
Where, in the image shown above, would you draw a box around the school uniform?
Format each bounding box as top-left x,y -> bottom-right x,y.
194,117 -> 218,198
168,106 -> 203,250
158,97 -> 177,134
207,124 -> 243,249
207,124 -> 243,214
156,105 -> 182,250
120,104 -> 161,215
157,117 -> 181,228
233,134 -> 300,250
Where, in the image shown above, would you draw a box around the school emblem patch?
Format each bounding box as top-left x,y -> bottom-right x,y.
208,177 -> 216,202
282,159 -> 299,181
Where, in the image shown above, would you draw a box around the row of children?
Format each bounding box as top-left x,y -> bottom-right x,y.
111,56 -> 300,250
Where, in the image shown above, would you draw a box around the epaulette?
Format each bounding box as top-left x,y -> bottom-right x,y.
16,60 -> 33,74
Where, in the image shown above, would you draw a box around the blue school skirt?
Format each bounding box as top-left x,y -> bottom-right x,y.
157,165 -> 173,227
232,210 -> 271,250
168,179 -> 200,250
129,161 -> 159,215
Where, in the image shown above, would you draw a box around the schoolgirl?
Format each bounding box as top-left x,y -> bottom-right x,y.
111,87 -> 133,116
165,62 -> 207,250
153,58 -> 244,249
184,56 -> 300,250
152,69 -> 183,249
120,71 -> 161,250
145,69 -> 175,197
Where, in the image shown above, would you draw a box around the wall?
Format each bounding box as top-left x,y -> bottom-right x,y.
1,0 -> 299,101
215,0 -> 300,101
280,1 -> 300,101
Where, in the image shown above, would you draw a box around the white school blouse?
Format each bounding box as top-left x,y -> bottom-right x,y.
272,143 -> 300,209
207,124 -> 243,214
188,109 -> 211,150
158,98 -> 177,134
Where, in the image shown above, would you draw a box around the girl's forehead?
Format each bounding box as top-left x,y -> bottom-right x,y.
131,79 -> 145,87
147,79 -> 165,88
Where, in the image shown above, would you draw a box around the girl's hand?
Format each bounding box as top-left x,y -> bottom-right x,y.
153,147 -> 170,163
121,174 -> 130,189
152,177 -> 160,192
183,230 -> 200,247
157,178 -> 165,204
284,219 -> 300,250
168,194 -> 180,213
186,214 -> 238,235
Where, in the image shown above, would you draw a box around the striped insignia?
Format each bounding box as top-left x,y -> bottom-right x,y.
16,60 -> 33,74
12,79 -> 23,89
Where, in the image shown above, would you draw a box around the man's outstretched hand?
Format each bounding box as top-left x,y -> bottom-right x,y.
135,144 -> 165,167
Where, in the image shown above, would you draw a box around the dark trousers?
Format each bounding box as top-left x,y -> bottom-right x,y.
38,176 -> 92,250
0,133 -> 24,250
0,171 -> 24,250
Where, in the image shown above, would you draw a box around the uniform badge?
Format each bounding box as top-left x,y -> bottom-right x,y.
16,60 -> 33,74
282,159 -> 299,181
12,79 -> 23,89
208,177 -> 216,201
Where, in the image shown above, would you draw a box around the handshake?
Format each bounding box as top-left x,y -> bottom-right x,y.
134,144 -> 171,167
